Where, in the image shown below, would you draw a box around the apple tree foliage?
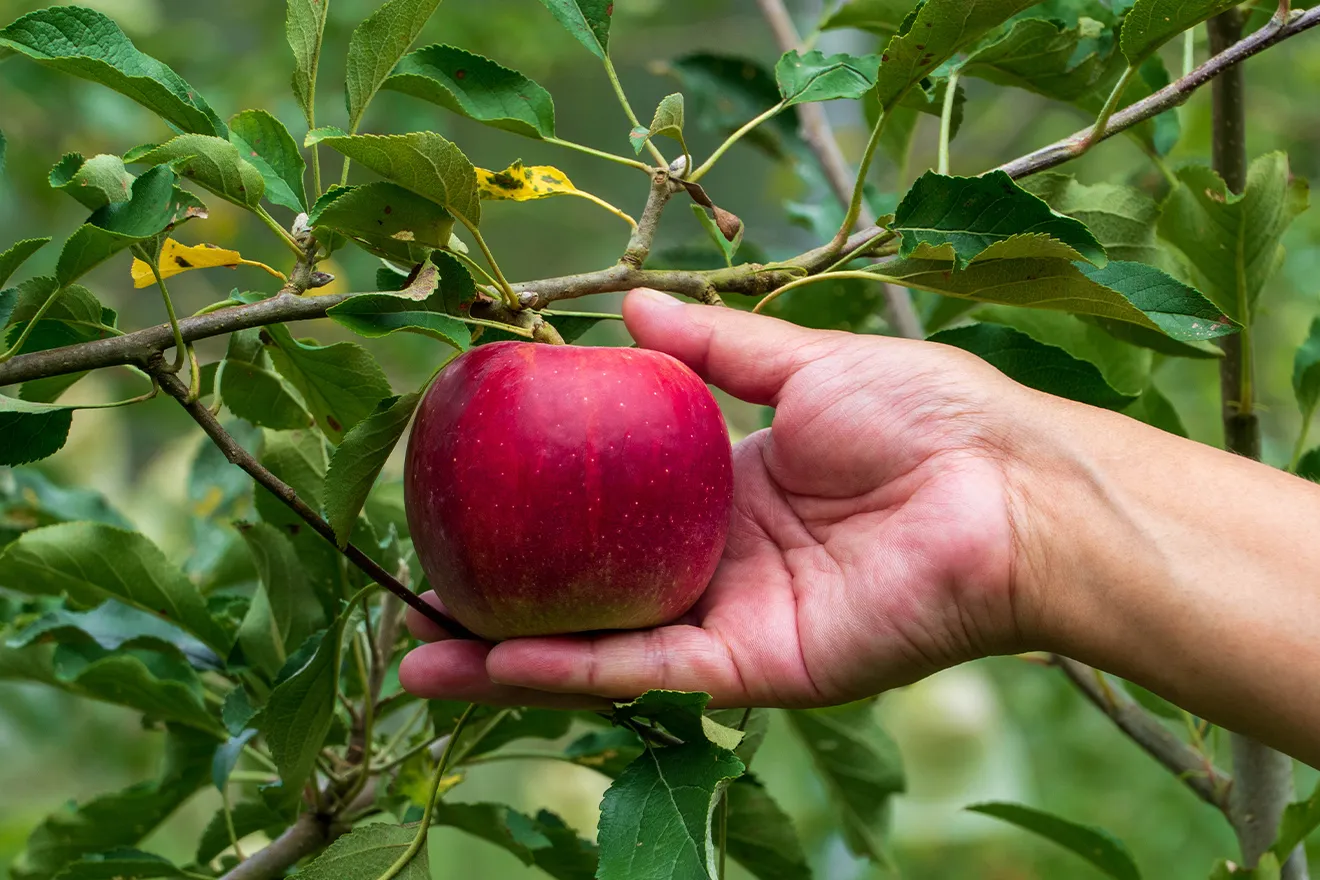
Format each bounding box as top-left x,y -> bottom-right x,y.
0,0 -> 1318,878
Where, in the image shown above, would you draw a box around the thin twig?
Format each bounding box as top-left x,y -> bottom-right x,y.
753,0 -> 923,340
149,357 -> 475,641
218,812 -> 334,880
5,13 -> 1318,388
998,5 -> 1319,179
1053,655 -> 1231,811
621,171 -> 679,268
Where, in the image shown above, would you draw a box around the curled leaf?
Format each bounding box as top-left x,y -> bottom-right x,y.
681,179 -> 743,242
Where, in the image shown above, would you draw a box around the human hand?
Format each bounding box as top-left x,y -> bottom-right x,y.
400,288 -> 1043,708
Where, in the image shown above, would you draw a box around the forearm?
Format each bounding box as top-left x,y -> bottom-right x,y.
1013,394 -> 1320,766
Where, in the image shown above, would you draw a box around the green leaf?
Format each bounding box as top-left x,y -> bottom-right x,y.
316,132 -> 481,228
537,0 -> 612,59
264,324 -> 392,442
660,54 -> 799,159
564,727 -> 645,777
255,428 -> 327,527
212,729 -> 258,791
0,237 -> 51,289
0,129 -> 6,174
323,392 -> 421,547
253,611 -> 347,795
431,803 -> 599,879
235,521 -> 326,678
787,700 -> 904,865
217,329 -> 313,431
308,182 -> 456,263
726,775 -> 813,880
968,802 -> 1141,880
1293,317 -> 1320,423
328,275 -> 474,349
1158,153 -> 1310,325
873,0 -> 1042,108
222,687 -> 258,737
1019,173 -> 1166,267
127,135 -> 265,210
706,707 -> 769,765
0,6 -> 226,137
963,17 -> 1115,103
632,92 -> 687,154
49,154 -> 134,211
11,600 -> 219,670
46,642 -> 220,733
0,469 -> 132,542
196,800 -> 287,865
9,727 -> 213,880
893,171 -> 1107,269
56,165 -> 203,286
0,393 -> 74,465
50,848 -> 183,879
298,823 -> 428,880
1077,260 -> 1237,343
880,249 -> 1234,342
229,110 -> 307,213
973,305 -> 1151,400
822,0 -> 917,35
384,44 -> 556,139
345,0 -> 444,131
613,690 -> 725,747
1273,779 -> 1320,861
1120,0 -> 1241,65
286,0 -> 330,127
690,204 -> 742,267
776,50 -> 881,106
0,522 -> 233,654
597,742 -> 745,880
1123,386 -> 1188,437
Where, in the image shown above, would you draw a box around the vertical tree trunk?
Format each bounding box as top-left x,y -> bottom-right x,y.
1207,10 -> 1307,879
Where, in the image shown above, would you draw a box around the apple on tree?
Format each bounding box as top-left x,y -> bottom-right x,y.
404,341 -> 735,639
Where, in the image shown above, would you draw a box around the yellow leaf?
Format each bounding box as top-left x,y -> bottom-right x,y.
476,161 -> 637,228
476,161 -> 579,201
131,238 -> 286,287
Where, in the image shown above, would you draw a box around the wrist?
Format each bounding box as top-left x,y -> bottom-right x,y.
995,392 -> 1148,660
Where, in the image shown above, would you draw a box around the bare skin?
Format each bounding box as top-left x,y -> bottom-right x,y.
401,288 -> 1320,767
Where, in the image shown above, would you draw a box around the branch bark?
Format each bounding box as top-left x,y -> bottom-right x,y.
0,226 -> 894,387
998,5 -> 1320,179
149,358 -> 476,641
218,811 -> 334,880
1054,656 -> 1231,811
754,0 -> 924,340
1207,8 -> 1307,878
2,10 -> 1317,389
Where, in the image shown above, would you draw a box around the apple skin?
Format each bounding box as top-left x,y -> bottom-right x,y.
403,341 -> 734,640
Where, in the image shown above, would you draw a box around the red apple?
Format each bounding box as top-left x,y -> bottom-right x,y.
403,341 -> 734,640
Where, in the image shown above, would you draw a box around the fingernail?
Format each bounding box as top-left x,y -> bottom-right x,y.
631,287 -> 682,309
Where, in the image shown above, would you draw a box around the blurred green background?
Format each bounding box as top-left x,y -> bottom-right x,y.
2,0 -> 1318,877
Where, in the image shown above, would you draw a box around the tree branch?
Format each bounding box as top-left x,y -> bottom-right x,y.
754,0 -> 924,340
621,170 -> 679,269
998,5 -> 1320,179
1053,655 -> 1231,811
218,811 -> 334,880
4,10 -> 1317,389
149,357 -> 476,641
1206,7 -> 1307,877
0,226 -> 898,387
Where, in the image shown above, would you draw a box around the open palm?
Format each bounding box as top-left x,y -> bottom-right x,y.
400,290 -> 1032,708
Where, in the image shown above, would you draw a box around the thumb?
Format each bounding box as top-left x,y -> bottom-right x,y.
622,288 -> 839,405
